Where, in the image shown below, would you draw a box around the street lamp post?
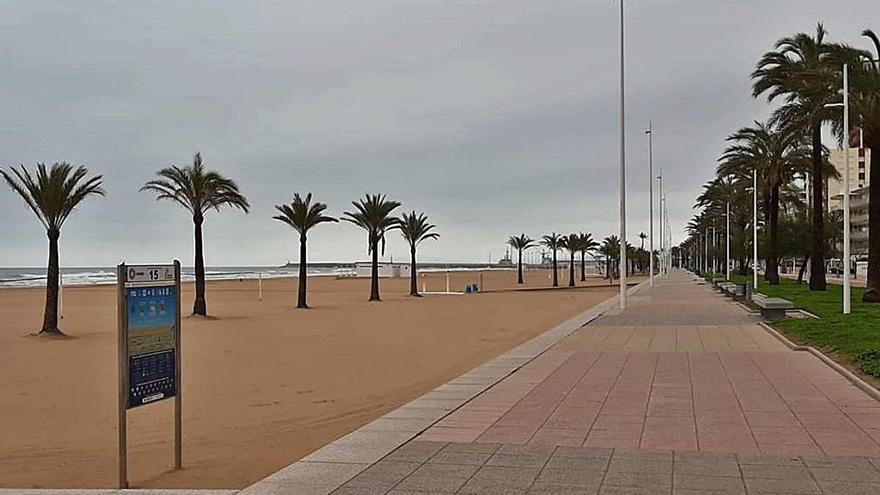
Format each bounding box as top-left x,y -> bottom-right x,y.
658,172 -> 664,276
647,121 -> 654,287
726,201 -> 731,281
617,0 -> 627,309
753,169 -> 758,289
825,65 -> 851,314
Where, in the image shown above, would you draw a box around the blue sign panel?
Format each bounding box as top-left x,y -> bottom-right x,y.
126,285 -> 177,408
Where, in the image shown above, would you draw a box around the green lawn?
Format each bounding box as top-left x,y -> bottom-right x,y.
708,272 -> 880,378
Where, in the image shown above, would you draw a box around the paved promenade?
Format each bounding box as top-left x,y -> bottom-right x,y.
241,270 -> 880,495
9,271 -> 880,494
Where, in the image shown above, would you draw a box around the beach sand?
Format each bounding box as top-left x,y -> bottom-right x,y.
0,268 -> 632,489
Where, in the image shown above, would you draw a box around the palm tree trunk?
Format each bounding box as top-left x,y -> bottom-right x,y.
580,252 -> 586,281
864,142 -> 880,302
517,248 -> 524,284
370,234 -> 381,301
766,184 -> 780,285
409,245 -> 420,297
568,252 -> 575,287
809,122 -> 827,291
298,235 -> 308,308
193,215 -> 207,315
41,229 -> 62,334
551,250 -> 558,287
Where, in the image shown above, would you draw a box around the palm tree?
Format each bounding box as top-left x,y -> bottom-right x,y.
561,233 -> 580,287
342,194 -> 402,301
753,23 -> 839,290
399,211 -> 439,297
599,235 -> 621,281
273,193 -> 338,308
837,31 -> 880,301
141,153 -> 250,316
638,232 -> 647,251
507,234 -> 535,284
1,163 -> 105,335
578,232 -> 599,281
717,123 -> 811,284
541,233 -> 563,287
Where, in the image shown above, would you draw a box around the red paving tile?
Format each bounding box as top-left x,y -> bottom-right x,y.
419,272 -> 880,459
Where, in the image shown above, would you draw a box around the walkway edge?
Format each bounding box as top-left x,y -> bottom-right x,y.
758,321 -> 880,402
239,281 -> 646,495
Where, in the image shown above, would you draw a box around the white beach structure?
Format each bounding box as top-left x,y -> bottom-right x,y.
354,262 -> 411,278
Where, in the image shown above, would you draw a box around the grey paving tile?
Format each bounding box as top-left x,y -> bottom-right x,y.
673,459 -> 740,477
442,442 -> 500,454
496,444 -> 556,457
737,454 -> 805,468
534,467 -> 605,488
527,483 -> 600,494
263,461 -> 369,485
744,476 -> 821,494
740,463 -> 810,480
607,459 -> 672,474
814,480 -> 880,495
486,453 -> 551,468
673,473 -> 746,493
384,441 -> 447,463
612,449 -> 672,463
602,470 -> 672,490
342,461 -> 420,491
428,450 -> 492,466
545,455 -> 610,472
458,466 -> 541,495
394,463 -> 479,493
554,446 -> 613,459
809,466 -> 880,482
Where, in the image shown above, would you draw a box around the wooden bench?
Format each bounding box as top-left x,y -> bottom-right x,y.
752,296 -> 794,320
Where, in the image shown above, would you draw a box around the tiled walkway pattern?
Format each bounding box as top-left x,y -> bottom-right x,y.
333,441 -> 880,495
242,271 -> 880,495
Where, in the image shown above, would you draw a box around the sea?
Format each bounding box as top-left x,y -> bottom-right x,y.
0,265 -> 350,289
0,263 -> 507,289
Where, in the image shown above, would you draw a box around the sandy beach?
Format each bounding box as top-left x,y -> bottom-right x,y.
0,268 -> 632,489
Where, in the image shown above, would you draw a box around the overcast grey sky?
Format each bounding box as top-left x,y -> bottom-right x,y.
1,0 -> 878,267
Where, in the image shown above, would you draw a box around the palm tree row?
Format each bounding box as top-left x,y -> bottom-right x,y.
684,23 -> 879,300
2,155 -> 438,334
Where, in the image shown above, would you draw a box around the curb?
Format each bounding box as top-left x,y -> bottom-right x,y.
757,321 -> 880,403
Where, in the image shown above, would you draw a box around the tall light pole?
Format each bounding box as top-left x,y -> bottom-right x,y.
826,63 -> 851,315
617,0 -> 627,309
726,201 -> 731,281
704,229 -> 709,273
647,121 -> 654,287
753,169 -> 758,289
658,172 -> 663,276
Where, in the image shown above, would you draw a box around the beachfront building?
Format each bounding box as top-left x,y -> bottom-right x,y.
828,142 -> 872,257
354,262 -> 411,278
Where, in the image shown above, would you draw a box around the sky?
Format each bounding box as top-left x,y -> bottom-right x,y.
1,0 -> 878,267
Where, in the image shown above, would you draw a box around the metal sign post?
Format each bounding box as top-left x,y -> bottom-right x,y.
117,261 -> 182,488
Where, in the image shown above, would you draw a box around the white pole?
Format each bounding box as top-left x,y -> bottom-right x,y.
647,121 -> 654,287
658,173 -> 663,276
446,270 -> 450,293
726,202 -> 731,281
753,169 -> 758,289
843,63 -> 851,315
618,0 -> 627,309
258,271 -> 263,302
59,271 -> 63,320
704,230 -> 708,274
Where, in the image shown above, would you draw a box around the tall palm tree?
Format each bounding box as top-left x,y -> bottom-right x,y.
753,23 -> 839,290
399,211 -> 438,297
578,232 -> 599,281
561,233 -> 580,287
717,123 -> 811,284
600,235 -> 621,281
141,153 -> 250,316
507,234 -> 535,284
836,31 -> 880,301
638,232 -> 647,250
273,193 -> 338,308
1,163 -> 105,335
342,194 -> 402,301
541,233 -> 563,287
